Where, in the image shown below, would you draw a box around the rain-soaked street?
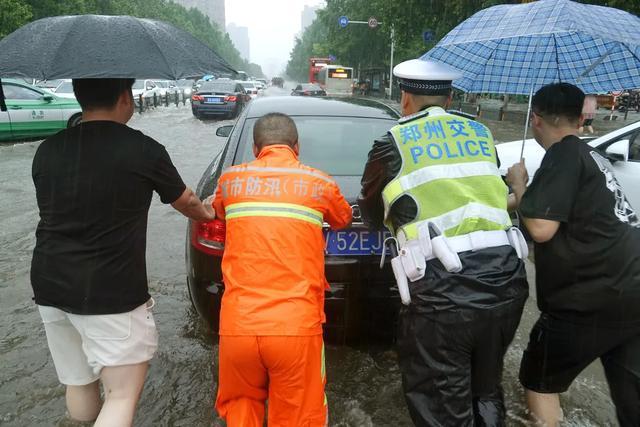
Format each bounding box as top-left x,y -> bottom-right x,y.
0,86 -> 624,426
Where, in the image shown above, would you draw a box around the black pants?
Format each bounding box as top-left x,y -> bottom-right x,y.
520,314 -> 640,426
397,299 -> 526,427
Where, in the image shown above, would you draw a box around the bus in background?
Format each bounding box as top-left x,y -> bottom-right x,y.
309,57 -> 332,84
317,65 -> 354,96
236,71 -> 248,81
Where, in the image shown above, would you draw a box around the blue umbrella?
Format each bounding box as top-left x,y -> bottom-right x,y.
422,0 -> 640,95
422,0 -> 640,158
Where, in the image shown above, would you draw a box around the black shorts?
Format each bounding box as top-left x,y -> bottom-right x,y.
583,118 -> 594,126
519,313 -> 640,393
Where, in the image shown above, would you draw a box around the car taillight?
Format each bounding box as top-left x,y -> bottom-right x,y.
192,219 -> 225,256
191,94 -> 203,101
224,95 -> 237,102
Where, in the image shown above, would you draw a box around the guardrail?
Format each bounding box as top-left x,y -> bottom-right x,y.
137,90 -> 188,114
452,101 -> 528,124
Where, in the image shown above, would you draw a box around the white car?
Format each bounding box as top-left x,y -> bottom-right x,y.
239,81 -> 259,99
176,79 -> 195,97
496,120 -> 640,210
155,80 -> 177,99
254,81 -> 266,95
132,79 -> 161,105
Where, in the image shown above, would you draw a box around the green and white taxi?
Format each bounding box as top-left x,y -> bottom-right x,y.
1,79 -> 82,142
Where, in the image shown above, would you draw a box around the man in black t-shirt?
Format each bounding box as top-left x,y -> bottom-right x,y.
31,78 -> 215,426
507,83 -> 640,427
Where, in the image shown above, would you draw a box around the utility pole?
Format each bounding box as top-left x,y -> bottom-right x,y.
389,25 -> 395,100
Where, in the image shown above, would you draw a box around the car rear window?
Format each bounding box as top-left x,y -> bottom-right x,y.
201,82 -> 235,92
236,116 -> 395,176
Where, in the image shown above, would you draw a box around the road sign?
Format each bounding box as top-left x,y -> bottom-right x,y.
368,17 -> 378,29
339,16 -> 349,28
328,54 -> 337,62
423,30 -> 434,42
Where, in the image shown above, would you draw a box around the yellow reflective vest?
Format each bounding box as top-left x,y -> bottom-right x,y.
381,107 -> 511,240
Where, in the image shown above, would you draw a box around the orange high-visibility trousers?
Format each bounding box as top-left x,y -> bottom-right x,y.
215,335 -> 328,427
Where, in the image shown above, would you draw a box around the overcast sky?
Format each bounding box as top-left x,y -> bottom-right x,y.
225,0 -> 325,76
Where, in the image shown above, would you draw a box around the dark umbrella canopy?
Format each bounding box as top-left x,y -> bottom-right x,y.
0,15 -> 236,80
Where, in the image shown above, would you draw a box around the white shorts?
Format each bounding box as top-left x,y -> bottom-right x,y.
38,299 -> 158,385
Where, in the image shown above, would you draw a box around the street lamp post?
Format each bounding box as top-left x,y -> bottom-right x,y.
338,16 -> 395,99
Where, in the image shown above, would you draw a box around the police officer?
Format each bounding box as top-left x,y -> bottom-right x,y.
358,59 -> 529,426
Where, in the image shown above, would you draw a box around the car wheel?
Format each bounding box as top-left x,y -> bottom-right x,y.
67,113 -> 82,128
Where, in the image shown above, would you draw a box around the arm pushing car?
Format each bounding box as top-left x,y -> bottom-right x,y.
209,112 -> 351,426
358,59 -> 528,426
31,78 -> 214,426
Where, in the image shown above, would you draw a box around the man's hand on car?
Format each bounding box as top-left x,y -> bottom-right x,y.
172,188 -> 216,222
203,196 -> 216,220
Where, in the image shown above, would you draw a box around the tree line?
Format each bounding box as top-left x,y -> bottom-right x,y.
0,0 -> 264,78
286,0 -> 640,83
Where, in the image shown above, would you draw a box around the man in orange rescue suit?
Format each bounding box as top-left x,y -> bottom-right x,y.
358,59 -> 529,426
211,112 -> 352,426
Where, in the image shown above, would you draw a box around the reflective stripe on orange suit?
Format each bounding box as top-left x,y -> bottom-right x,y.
212,144 -> 351,426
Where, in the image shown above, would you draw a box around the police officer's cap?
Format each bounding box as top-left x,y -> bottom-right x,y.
393,59 -> 462,96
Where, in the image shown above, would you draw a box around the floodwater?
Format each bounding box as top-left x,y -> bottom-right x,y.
0,85 -> 628,426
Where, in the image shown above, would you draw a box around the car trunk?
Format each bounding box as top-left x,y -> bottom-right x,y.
322,175 -> 399,344
196,91 -> 233,104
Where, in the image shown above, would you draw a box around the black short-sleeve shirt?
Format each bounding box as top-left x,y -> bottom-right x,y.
520,135 -> 640,324
31,121 -> 186,314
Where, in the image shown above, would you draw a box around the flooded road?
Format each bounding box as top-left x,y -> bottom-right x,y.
0,87 -> 622,426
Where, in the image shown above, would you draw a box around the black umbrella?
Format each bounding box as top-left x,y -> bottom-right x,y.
0,15 -> 237,110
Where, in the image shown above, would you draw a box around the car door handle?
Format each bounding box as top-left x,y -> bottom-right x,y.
8,106 -> 21,110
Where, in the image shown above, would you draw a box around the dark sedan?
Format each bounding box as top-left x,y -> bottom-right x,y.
191,81 -> 249,120
292,83 -> 326,97
186,96 -> 401,344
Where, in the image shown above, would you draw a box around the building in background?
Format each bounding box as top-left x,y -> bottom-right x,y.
301,5 -> 318,33
227,23 -> 250,61
173,0 -> 226,30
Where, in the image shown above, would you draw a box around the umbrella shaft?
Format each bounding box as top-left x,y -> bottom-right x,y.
520,86 -> 535,160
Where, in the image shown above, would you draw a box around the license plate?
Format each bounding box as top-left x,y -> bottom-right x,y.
324,229 -> 391,256
205,97 -> 223,104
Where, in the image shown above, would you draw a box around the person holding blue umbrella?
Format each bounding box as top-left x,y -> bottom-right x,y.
507,82 -> 640,427
358,58 -> 529,426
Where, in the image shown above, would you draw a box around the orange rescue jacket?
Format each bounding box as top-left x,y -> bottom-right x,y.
212,145 -> 352,336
